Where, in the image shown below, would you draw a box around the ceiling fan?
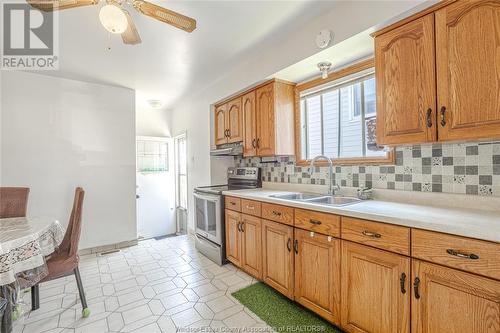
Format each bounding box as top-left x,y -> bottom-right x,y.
26,0 -> 197,45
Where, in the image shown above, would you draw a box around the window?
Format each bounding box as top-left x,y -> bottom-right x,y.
136,139 -> 168,172
297,65 -> 391,164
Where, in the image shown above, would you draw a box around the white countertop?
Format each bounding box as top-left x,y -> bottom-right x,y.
222,188 -> 500,243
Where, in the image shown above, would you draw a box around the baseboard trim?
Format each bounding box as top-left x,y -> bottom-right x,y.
78,239 -> 139,256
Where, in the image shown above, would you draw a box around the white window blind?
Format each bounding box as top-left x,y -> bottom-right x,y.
300,73 -> 385,160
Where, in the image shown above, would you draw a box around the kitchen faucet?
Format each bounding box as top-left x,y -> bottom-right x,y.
309,155 -> 340,195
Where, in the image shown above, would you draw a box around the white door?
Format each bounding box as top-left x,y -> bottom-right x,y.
136,136 -> 176,238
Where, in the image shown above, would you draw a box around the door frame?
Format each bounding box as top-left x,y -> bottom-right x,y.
173,131 -> 188,234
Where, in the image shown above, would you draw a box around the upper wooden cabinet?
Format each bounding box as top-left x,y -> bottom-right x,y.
242,91 -> 257,156
254,81 -> 295,157
294,229 -> 341,325
214,79 -> 295,156
214,104 -> 228,145
375,0 -> 500,145
375,14 -> 437,145
435,0 -> 500,141
341,241 -> 410,333
214,97 -> 243,145
412,260 -> 500,333
227,98 -> 243,143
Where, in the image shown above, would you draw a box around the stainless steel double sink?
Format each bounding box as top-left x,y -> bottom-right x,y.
269,192 -> 362,207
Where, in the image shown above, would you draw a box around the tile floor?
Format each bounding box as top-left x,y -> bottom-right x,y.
14,235 -> 273,333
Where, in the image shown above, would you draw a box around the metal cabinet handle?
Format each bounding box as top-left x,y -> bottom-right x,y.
237,222 -> 241,232
287,238 -> 292,252
230,202 -> 236,206
240,222 -> 244,232
256,138 -> 260,149
309,219 -> 322,225
426,108 -> 432,128
362,230 -> 381,238
293,239 -> 298,254
224,129 -> 227,137
400,273 -> 406,294
446,249 -> 479,260
440,106 -> 446,127
251,139 -> 256,148
272,210 -> 282,216
245,205 -> 254,210
413,277 -> 420,299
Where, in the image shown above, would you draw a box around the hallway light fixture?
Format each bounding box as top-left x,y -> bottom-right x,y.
147,99 -> 163,109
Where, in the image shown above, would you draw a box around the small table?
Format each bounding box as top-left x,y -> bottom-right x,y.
0,217 -> 64,333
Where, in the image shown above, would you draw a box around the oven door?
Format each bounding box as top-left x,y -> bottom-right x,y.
193,191 -> 222,245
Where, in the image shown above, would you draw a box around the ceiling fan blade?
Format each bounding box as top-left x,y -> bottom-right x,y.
122,10 -> 142,45
26,0 -> 98,12
132,0 -> 196,33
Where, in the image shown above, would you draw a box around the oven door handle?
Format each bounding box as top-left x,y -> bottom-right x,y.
193,192 -> 221,203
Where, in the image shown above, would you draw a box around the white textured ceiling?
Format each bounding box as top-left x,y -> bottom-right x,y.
46,0 -> 335,110
273,29 -> 374,83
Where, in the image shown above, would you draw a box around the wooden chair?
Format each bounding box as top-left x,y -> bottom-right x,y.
31,187 -> 90,317
0,187 -> 30,218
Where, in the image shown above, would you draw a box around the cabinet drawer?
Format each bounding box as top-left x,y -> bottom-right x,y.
412,229 -> 500,280
294,209 -> 340,238
225,196 -> 241,212
262,203 -> 294,225
341,217 -> 410,255
241,199 -> 261,217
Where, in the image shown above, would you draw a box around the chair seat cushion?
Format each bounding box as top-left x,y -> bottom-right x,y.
40,252 -> 79,282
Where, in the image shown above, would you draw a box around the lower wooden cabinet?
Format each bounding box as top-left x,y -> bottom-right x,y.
262,219 -> 294,298
240,214 -> 262,279
412,259 -> 500,333
341,241 -> 410,333
294,229 -> 341,325
225,209 -> 241,266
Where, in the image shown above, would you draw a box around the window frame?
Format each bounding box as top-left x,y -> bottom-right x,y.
294,58 -> 394,166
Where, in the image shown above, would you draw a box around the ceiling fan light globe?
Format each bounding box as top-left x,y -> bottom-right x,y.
99,4 -> 128,34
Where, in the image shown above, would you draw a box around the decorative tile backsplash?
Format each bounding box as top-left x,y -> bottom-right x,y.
235,142 -> 500,197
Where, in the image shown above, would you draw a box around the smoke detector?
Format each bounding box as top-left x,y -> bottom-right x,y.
147,99 -> 163,109
316,30 -> 332,49
317,62 -> 332,79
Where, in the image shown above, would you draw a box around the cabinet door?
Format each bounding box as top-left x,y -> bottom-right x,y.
436,0 -> 500,141
242,91 -> 257,157
255,83 -> 275,156
375,14 -> 437,145
262,219 -> 294,298
241,214 -> 262,279
225,209 -> 241,266
214,104 -> 227,145
294,229 -> 341,325
412,260 -> 500,333
341,241 -> 410,333
227,97 -> 243,143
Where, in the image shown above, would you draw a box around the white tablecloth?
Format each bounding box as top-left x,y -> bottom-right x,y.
0,217 -> 64,286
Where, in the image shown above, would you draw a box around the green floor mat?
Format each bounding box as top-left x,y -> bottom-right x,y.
232,282 -> 344,333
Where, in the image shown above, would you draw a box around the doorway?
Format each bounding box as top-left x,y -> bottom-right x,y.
174,132 -> 188,234
136,136 -> 176,239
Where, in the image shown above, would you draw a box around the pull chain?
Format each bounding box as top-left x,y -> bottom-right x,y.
107,33 -> 112,51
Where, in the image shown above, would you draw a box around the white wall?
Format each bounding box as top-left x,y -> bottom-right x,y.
136,106 -> 172,137
1,71 -> 137,250
169,0 -> 425,230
